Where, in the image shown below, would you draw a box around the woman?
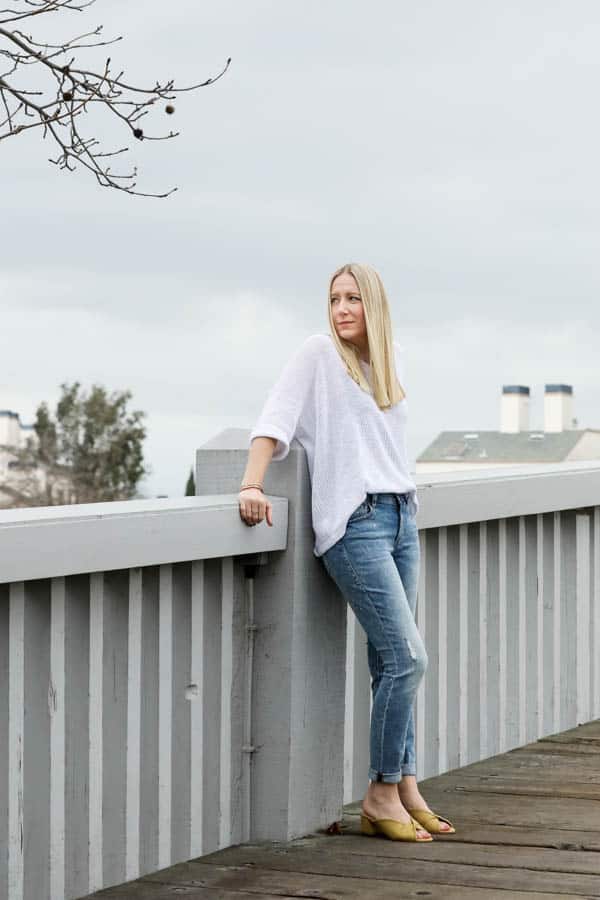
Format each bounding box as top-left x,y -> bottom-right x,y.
238,262 -> 455,842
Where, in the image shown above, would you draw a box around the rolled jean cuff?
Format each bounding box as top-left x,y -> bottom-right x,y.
401,765 -> 417,776
368,768 -> 403,783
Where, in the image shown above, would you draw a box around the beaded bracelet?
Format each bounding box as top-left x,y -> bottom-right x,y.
239,483 -> 264,493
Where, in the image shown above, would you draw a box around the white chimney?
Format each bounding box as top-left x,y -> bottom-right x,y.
544,384 -> 573,432
500,385 -> 530,433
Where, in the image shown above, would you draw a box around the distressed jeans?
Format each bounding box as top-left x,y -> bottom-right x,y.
321,492 -> 427,783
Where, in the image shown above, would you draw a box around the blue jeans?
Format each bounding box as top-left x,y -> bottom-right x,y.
321,492 -> 427,783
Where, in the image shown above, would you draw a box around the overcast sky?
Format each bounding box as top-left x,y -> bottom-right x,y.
2,0 -> 600,497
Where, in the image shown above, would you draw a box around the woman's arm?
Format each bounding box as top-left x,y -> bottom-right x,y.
248,334 -> 323,460
239,334 -> 323,526
239,437 -> 276,527
241,436 -> 277,489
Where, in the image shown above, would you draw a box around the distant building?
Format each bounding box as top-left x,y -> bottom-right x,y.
0,408 -> 35,446
0,408 -> 37,463
417,384 -> 600,473
0,409 -> 40,507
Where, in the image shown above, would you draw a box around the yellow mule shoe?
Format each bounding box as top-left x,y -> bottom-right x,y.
406,807 -> 456,834
360,811 -> 433,842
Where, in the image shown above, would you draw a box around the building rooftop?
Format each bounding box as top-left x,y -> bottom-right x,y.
417,429 -> 593,463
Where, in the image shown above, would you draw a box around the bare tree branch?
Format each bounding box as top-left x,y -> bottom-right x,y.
0,0 -> 231,196
0,0 -> 97,27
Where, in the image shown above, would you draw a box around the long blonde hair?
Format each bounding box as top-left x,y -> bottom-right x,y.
327,262 -> 406,410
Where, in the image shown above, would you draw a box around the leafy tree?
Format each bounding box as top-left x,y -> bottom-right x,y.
0,0 -> 231,197
185,465 -> 195,496
0,381 -> 148,507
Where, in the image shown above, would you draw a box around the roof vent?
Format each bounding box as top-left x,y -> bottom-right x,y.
529,433 -> 545,440
463,433 -> 479,439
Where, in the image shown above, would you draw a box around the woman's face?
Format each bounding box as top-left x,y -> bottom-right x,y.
330,273 -> 367,347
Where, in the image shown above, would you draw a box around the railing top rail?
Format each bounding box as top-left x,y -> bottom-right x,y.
415,460 -> 600,528
1,460 -> 599,583
0,495 -> 288,584
0,494 -> 249,526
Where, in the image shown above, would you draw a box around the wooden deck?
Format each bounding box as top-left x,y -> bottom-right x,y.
88,720 -> 600,900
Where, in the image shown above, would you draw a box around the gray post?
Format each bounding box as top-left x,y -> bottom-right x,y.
196,429 -> 347,841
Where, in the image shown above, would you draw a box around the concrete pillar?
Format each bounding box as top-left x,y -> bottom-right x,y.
195,429 -> 347,841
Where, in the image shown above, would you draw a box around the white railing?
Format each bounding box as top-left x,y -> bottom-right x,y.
1,444 -> 600,900
0,495 -> 294,900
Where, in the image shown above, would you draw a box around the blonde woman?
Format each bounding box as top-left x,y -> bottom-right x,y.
238,262 -> 455,842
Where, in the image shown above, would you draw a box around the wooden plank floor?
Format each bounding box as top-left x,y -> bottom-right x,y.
88,720 -> 600,900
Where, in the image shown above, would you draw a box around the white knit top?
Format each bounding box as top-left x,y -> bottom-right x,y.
249,333 -> 419,557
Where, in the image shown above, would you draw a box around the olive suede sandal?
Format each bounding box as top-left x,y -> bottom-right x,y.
405,807 -> 456,834
360,811 -> 433,841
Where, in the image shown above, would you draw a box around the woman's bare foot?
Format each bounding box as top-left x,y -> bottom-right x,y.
397,775 -> 452,831
361,781 -> 430,839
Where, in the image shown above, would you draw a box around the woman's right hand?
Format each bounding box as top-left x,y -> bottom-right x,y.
238,487 -> 273,527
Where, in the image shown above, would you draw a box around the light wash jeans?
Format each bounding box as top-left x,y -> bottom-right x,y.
321,492 -> 427,783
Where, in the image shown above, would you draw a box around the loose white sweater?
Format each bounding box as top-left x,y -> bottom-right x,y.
249,333 -> 419,557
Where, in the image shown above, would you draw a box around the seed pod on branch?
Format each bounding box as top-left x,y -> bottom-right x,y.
0,0 -> 232,198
